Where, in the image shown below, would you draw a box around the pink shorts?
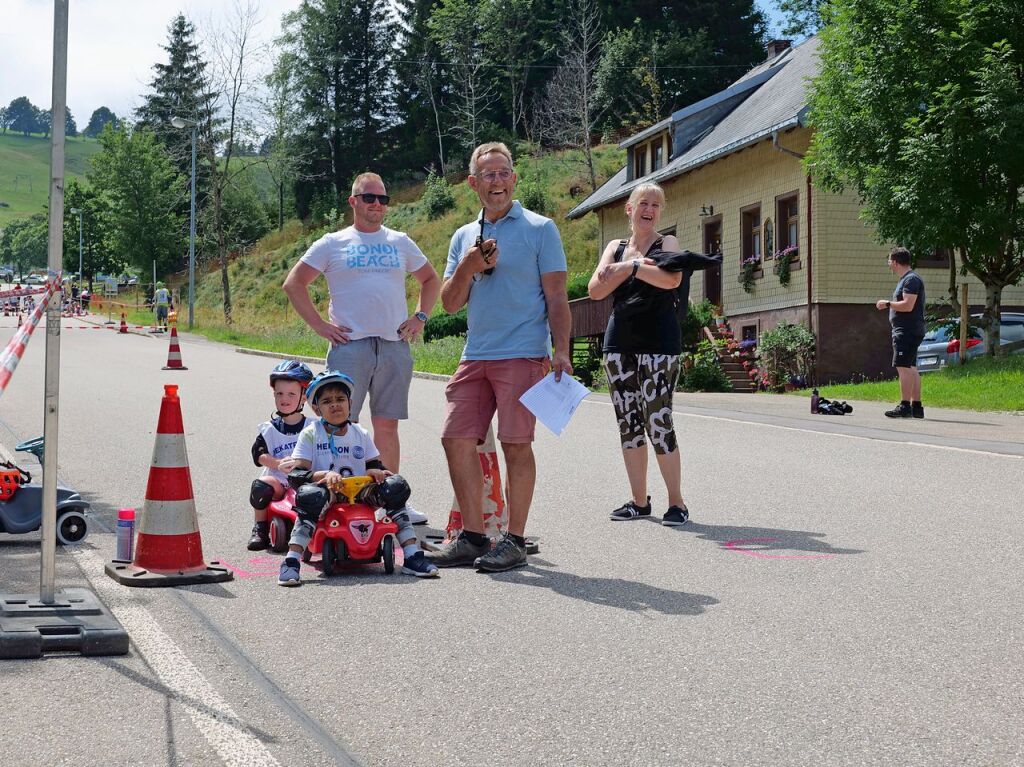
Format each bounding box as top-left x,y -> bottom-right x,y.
441,358 -> 551,444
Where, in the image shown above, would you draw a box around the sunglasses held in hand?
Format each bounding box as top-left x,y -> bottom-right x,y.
357,193 -> 390,204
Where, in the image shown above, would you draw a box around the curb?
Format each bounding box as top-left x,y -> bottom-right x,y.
234,346 -> 452,382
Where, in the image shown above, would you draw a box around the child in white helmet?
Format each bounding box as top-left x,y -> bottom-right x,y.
277,369 -> 438,586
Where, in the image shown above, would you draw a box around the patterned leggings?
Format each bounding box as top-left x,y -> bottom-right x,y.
604,353 -> 680,454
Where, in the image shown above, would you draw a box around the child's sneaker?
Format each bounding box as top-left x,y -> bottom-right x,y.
247,522 -> 269,551
401,550 -> 439,578
403,503 -> 428,525
278,557 -> 301,587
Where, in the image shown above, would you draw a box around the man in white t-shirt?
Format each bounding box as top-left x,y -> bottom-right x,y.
283,172 -> 440,523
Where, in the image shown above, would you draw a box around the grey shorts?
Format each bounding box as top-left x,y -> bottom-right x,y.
156,305 -> 168,321
326,337 -> 413,421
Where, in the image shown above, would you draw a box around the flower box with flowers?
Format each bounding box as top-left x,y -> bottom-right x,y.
772,245 -> 799,287
739,256 -> 760,293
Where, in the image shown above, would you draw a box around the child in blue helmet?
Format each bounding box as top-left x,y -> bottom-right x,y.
247,361 -> 315,550
277,370 -> 438,585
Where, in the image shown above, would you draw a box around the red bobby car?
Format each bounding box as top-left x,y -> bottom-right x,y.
266,476 -> 399,575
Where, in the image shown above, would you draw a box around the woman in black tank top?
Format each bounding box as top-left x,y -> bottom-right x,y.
586,182 -> 691,527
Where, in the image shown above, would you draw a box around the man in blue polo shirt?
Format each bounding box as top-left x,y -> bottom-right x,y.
427,142 -> 572,573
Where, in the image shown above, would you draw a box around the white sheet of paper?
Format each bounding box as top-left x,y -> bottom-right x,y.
518,372 -> 591,436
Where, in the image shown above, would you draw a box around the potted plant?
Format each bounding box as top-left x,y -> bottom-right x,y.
773,245 -> 798,287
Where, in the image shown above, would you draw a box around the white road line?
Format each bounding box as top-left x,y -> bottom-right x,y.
71,546 -> 281,767
583,398 -> 1024,459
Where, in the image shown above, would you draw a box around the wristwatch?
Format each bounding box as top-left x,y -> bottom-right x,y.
885,301 -> 891,309
414,311 -> 428,322
630,260 -> 640,278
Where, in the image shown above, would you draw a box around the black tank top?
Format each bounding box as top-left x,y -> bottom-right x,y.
602,238 -> 682,355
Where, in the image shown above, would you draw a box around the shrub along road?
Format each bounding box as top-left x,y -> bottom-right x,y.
1,319 -> 1022,766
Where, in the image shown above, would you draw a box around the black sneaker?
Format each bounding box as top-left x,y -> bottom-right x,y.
884,403 -> 913,418
662,505 -> 689,527
912,403 -> 925,419
247,523 -> 269,551
474,533 -> 527,572
610,496 -> 651,521
424,533 -> 490,568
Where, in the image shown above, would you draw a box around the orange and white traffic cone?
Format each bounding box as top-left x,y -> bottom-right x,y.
119,312 -> 128,334
161,324 -> 188,370
106,384 -> 232,586
443,425 -> 508,540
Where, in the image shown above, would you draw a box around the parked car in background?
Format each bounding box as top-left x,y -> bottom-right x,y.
917,312 -> 1024,372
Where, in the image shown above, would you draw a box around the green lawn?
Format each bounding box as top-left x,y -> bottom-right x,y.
801,354 -> 1024,412
0,133 -> 101,227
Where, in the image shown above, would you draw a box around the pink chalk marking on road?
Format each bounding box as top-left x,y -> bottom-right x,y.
220,555 -> 283,579
724,537 -> 835,560
220,550 -> 405,578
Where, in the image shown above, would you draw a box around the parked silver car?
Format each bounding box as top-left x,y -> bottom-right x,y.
917,312 -> 1024,372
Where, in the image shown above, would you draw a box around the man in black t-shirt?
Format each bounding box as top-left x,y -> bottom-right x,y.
875,246 -> 925,418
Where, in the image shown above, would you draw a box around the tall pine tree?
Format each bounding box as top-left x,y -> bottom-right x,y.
282,0 -> 397,210
135,14 -> 217,180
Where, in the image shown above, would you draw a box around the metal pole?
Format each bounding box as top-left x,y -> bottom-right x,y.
77,210 -> 82,288
41,0 -> 69,603
960,283 -> 969,365
188,125 -> 196,329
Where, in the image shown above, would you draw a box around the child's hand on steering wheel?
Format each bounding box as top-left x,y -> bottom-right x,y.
366,468 -> 392,484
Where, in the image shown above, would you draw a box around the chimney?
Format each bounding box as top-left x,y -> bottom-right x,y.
766,39 -> 792,60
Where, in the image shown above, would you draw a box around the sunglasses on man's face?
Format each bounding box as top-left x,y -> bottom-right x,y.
357,193 -> 390,205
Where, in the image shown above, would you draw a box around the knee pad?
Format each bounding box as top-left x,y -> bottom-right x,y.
355,474 -> 411,512
249,479 -> 275,510
294,484 -> 330,523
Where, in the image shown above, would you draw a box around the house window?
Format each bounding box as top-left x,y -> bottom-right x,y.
917,248 -> 951,268
742,325 -> 757,341
633,146 -> 647,179
652,142 -> 664,171
776,192 -> 799,253
741,205 -> 762,262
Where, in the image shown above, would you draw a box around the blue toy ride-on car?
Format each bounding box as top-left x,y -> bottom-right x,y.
0,438 -> 90,544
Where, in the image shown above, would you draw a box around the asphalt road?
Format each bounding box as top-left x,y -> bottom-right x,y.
1,315 -> 1022,767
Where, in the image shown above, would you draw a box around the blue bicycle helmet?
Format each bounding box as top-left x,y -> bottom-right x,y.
269,360 -> 315,390
306,370 -> 355,406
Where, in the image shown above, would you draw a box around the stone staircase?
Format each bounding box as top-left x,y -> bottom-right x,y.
705,322 -> 758,393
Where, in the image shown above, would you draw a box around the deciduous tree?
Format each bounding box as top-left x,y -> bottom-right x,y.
87,124 -> 184,277
807,0 -> 1024,353
84,107 -> 119,138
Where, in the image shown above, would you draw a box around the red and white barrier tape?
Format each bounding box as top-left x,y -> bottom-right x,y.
0,286 -> 49,300
0,280 -> 58,397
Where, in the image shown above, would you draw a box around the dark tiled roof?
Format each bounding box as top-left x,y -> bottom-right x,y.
567,36 -> 819,220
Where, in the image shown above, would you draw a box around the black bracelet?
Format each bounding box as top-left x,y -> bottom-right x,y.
630,260 -> 639,279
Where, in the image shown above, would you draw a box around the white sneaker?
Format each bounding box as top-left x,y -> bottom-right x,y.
403,503 -> 428,525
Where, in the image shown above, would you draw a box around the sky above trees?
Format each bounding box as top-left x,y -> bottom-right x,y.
2,0 -> 787,124
1,0 -> 298,123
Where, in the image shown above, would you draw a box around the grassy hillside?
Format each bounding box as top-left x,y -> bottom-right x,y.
0,133 -> 101,227
188,145 -> 626,358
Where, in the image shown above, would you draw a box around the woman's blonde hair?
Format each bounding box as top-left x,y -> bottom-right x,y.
627,182 -> 665,207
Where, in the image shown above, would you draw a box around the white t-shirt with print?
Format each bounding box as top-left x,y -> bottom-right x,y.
292,420 -> 380,477
299,225 -> 428,341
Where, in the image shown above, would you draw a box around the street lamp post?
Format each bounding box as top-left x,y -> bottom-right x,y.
171,115 -> 197,329
69,206 -> 82,288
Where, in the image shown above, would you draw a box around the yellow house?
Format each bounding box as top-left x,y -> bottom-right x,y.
567,36 -> 1024,383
